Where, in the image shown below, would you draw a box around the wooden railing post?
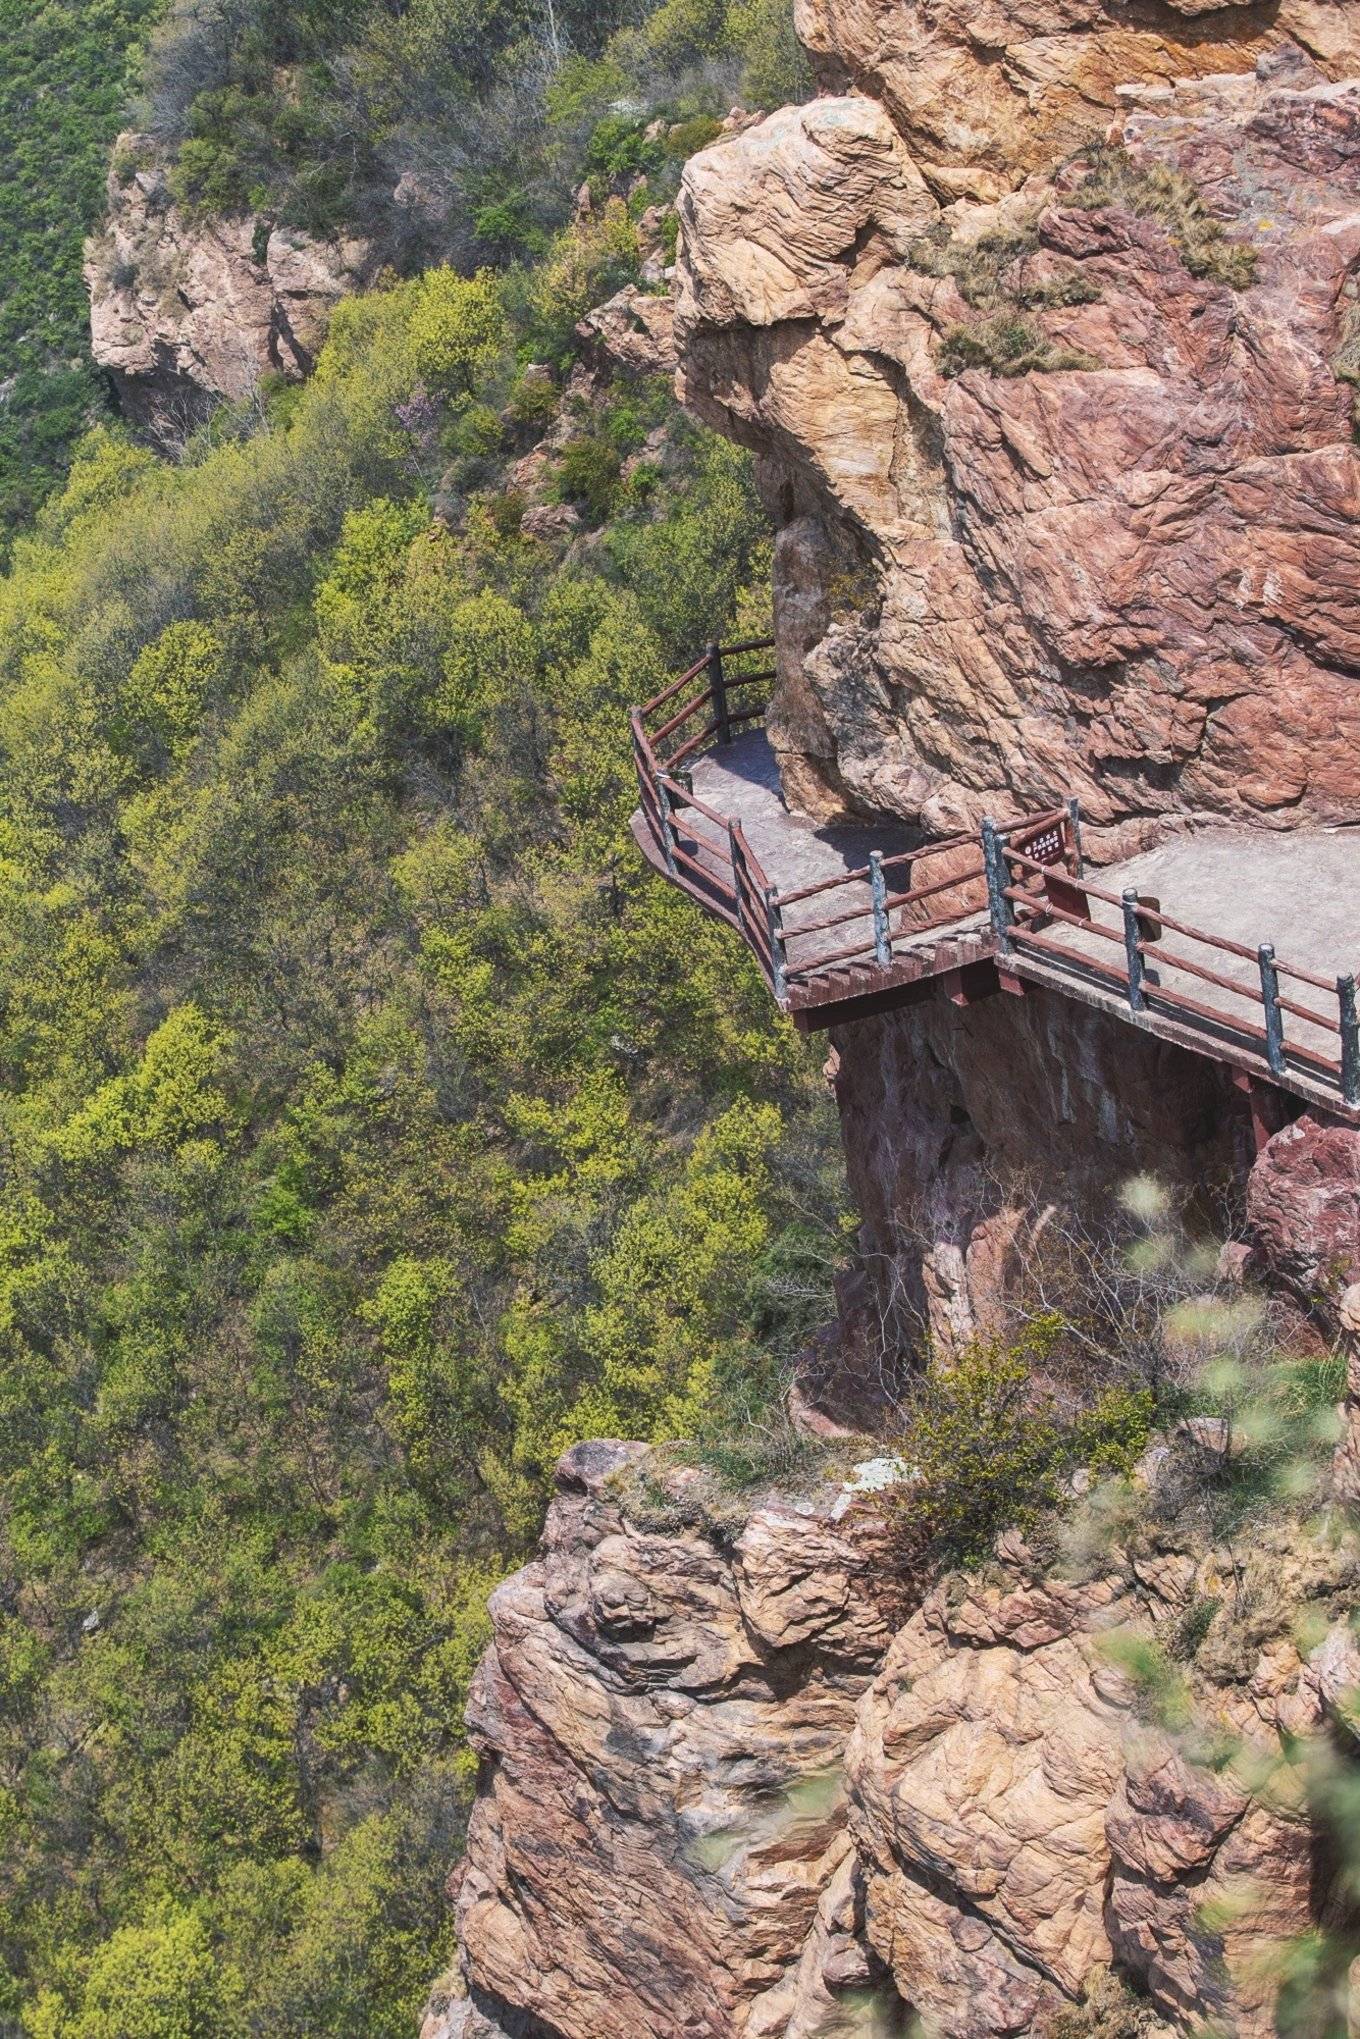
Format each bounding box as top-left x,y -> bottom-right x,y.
707,641 -> 730,747
980,819 -> 1012,953
1340,974 -> 1360,1108
1121,888 -> 1147,1013
654,772 -> 677,877
868,851 -> 892,968
764,887 -> 788,1002
629,708 -> 646,804
1259,943 -> 1284,1076
728,820 -> 746,927
1066,796 -> 1085,877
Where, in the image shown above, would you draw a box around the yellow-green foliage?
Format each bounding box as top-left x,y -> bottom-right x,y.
889,1332 -> 1154,1568
0,256 -> 843,2033
407,271 -> 509,399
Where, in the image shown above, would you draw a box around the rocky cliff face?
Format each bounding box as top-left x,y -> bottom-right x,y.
84,137 -> 371,443
676,13 -> 1360,839
430,1441 -> 1360,2038
431,12 -> 1360,2034
825,980 -> 1250,1359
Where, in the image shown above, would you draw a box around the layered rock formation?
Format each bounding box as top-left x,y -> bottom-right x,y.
431,13 -> 1360,2036
431,1441 -> 1360,2038
676,23 -> 1360,839
84,137 -> 371,443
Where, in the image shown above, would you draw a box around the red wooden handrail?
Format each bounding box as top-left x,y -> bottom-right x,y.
632,646 -> 1360,1110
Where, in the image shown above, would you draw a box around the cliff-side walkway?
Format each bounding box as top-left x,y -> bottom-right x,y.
630,642 -> 1360,1119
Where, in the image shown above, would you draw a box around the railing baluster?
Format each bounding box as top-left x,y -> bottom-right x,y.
728,820 -> 745,921
1121,889 -> 1146,1013
980,819 -> 1012,952
764,887 -> 788,1002
654,772 -> 677,877
868,851 -> 892,968
1066,795 -> 1084,877
1339,974 -> 1360,1107
1259,943 -> 1284,1076
707,641 -> 730,747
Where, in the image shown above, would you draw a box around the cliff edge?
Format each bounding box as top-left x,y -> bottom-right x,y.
84,137 -> 371,443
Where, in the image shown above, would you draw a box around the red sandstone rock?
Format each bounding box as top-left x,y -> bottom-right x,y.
677,53 -> 1360,836
441,1453 -> 1351,2037
1245,1109 -> 1360,1310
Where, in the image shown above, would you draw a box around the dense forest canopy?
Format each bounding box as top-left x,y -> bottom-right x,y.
0,0 -> 162,539
0,2 -> 835,2032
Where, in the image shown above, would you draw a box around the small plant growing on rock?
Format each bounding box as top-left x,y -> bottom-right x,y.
883,1327 -> 1153,1571
939,313 -> 1099,380
1041,1970 -> 1164,2038
908,221 -> 1100,313
1065,145 -> 1258,290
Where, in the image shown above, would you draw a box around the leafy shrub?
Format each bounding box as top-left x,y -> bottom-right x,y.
554,435 -> 625,520
884,1332 -> 1154,1572
664,115 -> 723,160
585,112 -> 664,185
473,192 -> 542,262
529,203 -> 641,360
507,368 -> 559,430
28,1906 -> 225,2038
408,270 -> 509,399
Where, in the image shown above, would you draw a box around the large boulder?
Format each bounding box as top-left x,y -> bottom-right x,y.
443,1450 -> 1356,2036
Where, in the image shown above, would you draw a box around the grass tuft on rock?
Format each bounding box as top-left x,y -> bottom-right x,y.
939,314 -> 1100,380
1067,144 -> 1258,290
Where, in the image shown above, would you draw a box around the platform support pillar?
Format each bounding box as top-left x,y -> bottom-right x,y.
764,887 -> 788,1003
1340,974 -> 1360,1108
981,820 -> 1012,953
1066,796 -> 1085,877
654,773 -> 677,876
1121,888 -> 1147,1013
706,642 -> 730,747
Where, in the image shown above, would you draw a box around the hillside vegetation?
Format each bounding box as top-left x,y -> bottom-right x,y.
0,0 -> 808,553
0,0 -> 163,543
0,12 -> 845,2032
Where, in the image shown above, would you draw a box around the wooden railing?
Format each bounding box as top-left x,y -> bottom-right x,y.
631,644 -> 1082,1009
633,647 -> 1360,1105
990,829 -> 1360,1107
630,638 -> 779,968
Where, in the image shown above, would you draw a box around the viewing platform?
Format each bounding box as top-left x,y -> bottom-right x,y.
630,642 -> 1360,1123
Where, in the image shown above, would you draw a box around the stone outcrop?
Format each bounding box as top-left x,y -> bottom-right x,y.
676,38 -> 1360,838
1245,1110 -> 1360,1313
576,284 -> 677,379
437,1443 -> 1360,2038
450,1440 -> 897,2039
84,136 -> 371,443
